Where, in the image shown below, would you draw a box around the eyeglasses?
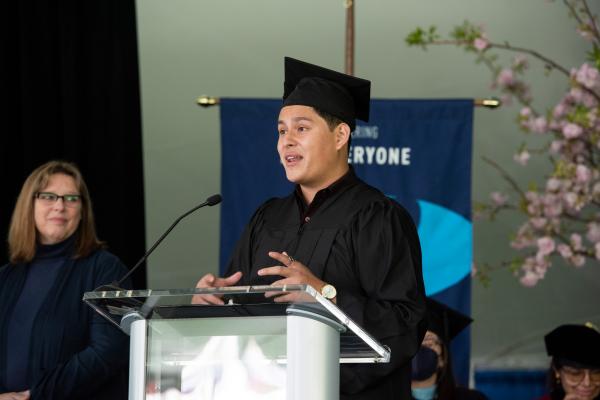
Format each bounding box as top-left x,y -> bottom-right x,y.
561,366 -> 600,384
35,192 -> 82,207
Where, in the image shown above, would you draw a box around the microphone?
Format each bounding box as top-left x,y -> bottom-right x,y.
102,193 -> 223,289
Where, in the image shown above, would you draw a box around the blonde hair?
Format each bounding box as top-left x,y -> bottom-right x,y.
8,160 -> 104,263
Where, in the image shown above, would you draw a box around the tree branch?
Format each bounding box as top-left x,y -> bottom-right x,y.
428,40 -> 570,76
481,156 -> 527,199
429,38 -> 600,103
579,0 -> 600,44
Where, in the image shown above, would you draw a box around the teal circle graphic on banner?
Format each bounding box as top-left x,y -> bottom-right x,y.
417,200 -> 472,295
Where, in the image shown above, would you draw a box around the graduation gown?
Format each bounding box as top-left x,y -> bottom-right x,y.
226,170 -> 427,400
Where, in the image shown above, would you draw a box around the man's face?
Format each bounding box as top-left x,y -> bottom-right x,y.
277,105 -> 344,189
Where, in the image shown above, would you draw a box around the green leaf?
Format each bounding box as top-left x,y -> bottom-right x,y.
509,258 -> 524,274
587,44 -> 600,70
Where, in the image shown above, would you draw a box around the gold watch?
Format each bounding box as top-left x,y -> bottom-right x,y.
320,284 -> 337,300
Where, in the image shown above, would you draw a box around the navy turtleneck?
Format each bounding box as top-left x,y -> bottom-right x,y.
5,235 -> 76,392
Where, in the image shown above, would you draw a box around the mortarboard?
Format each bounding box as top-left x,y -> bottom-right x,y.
426,298 -> 473,343
545,323 -> 600,368
282,57 -> 371,131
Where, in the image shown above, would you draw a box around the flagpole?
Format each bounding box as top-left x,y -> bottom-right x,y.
345,0 -> 355,76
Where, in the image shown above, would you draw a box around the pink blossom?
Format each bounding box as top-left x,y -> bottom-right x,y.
546,178 -> 561,192
471,262 -> 478,277
530,117 -> 547,133
562,123 -> 583,139
575,63 -> 600,89
520,107 -> 532,118
575,164 -> 592,183
514,150 -> 530,166
548,119 -> 561,131
587,223 -> 600,243
519,270 -> 540,287
496,69 -> 515,87
570,87 -> 585,103
519,258 -> 546,287
557,244 -> 573,259
537,237 -> 555,256
571,255 -> 586,268
490,191 -> 508,206
525,191 -> 540,203
530,217 -> 547,229
511,224 -> 535,249
553,102 -> 567,118
563,192 -> 578,209
577,26 -> 595,41
542,194 -> 562,217
512,55 -> 529,69
567,87 -> 598,108
571,233 -> 583,250
550,140 -> 563,154
474,37 -> 489,51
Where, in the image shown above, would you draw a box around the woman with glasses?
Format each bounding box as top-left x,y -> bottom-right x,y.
539,324 -> 600,400
0,161 -> 130,400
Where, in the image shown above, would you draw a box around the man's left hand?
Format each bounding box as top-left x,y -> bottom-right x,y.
258,251 -> 326,302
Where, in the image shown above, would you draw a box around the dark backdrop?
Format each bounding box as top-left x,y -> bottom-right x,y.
0,0 -> 146,288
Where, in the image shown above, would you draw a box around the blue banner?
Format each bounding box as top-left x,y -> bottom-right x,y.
220,98 -> 474,385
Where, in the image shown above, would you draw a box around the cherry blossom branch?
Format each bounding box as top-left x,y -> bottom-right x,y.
427,40 -> 570,76
429,39 -> 600,103
481,156 -> 526,199
566,0 -> 600,44
581,0 -> 600,42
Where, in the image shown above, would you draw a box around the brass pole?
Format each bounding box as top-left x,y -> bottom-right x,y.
196,96 -> 501,109
344,0 -> 354,75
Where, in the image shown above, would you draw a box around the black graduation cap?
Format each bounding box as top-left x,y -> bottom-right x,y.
282,57 -> 371,131
426,298 -> 473,343
545,323 -> 600,368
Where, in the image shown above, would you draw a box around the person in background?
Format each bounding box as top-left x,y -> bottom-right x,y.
538,323 -> 600,400
411,298 -> 488,400
0,160 -> 130,400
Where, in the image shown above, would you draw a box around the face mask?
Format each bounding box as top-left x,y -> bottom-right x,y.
411,385 -> 437,400
411,346 -> 439,381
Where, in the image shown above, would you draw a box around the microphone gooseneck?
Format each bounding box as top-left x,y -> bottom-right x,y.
107,193 -> 223,289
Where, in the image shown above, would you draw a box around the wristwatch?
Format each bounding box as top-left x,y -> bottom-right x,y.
320,284 -> 337,300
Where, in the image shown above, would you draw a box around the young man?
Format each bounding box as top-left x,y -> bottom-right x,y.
195,57 -> 426,399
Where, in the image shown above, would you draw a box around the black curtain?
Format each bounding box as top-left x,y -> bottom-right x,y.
0,1 -> 146,288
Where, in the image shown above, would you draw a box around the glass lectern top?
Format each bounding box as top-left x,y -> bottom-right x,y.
83,284 -> 390,363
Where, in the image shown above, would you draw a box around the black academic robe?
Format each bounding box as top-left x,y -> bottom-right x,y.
0,249 -> 130,400
226,172 -> 427,400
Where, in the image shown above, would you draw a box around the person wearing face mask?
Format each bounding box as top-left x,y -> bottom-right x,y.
411,298 -> 488,400
538,323 -> 600,400
0,161 -> 131,400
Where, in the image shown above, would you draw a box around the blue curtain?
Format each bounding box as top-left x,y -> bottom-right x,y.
220,98 -> 474,385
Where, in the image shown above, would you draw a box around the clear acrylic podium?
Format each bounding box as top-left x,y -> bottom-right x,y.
83,285 -> 390,400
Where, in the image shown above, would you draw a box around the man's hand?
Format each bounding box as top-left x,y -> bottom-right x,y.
258,251 -> 327,302
191,271 -> 243,305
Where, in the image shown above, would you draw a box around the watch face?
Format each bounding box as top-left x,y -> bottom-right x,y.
321,284 -> 337,299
